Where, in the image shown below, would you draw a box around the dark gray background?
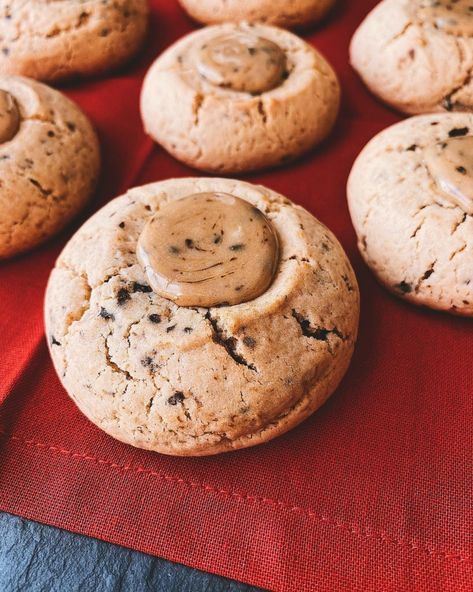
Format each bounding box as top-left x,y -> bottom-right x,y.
0,513 -> 265,592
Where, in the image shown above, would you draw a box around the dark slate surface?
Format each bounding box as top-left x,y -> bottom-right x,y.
0,513 -> 265,592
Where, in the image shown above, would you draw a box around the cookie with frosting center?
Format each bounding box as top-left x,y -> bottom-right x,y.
140,23 -> 340,173
0,75 -> 100,259
0,0 -> 149,81
348,112 -> 473,316
178,0 -> 336,29
351,0 -> 473,114
45,177 -> 359,456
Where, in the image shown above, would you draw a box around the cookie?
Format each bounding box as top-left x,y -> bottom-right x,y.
0,75 -> 100,259
45,177 -> 359,456
140,23 -> 340,173
0,0 -> 149,81
178,0 -> 336,29
350,0 -> 473,114
347,113 -> 473,316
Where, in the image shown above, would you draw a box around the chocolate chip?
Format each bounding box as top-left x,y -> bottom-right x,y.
448,127 -> 469,138
132,282 -> 152,293
230,243 -> 244,251
141,356 -> 155,369
291,310 -> 344,342
117,288 -> 130,305
99,307 -> 115,320
396,280 -> 413,294
166,324 -> 176,333
184,327 -> 193,333
29,178 -> 52,197
167,391 -> 185,405
148,314 -> 161,323
406,144 -> 417,152
66,122 -> 76,132
456,166 -> 467,174
422,268 -> 434,280
185,238 -> 194,249
51,336 -> 61,346
118,221 -> 125,229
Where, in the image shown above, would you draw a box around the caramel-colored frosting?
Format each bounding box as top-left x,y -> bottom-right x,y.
424,133 -> 473,214
195,32 -> 287,94
412,0 -> 473,35
137,192 -> 280,307
0,90 -> 19,144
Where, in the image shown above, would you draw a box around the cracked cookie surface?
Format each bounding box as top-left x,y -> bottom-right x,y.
0,0 -> 149,81
140,22 -> 340,173
178,0 -> 336,29
347,113 -> 473,316
0,75 -> 100,259
45,177 -> 359,456
350,0 -> 473,114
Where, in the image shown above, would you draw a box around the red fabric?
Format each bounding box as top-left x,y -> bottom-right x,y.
0,2 -> 472,590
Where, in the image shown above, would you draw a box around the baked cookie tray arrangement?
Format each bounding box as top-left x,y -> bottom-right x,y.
0,1 -> 471,591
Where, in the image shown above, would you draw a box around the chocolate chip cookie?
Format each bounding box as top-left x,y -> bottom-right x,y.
45,178 -> 359,456
351,0 -> 473,114
178,0 -> 336,29
140,23 -> 340,173
348,113 -> 473,315
0,0 -> 149,81
0,75 -> 100,259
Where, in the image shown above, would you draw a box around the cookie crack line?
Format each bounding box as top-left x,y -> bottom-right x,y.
384,20 -> 414,48
192,93 -> 204,126
439,36 -> 473,111
104,332 -> 132,381
291,309 -> 347,342
415,261 -> 437,293
3,431 -> 471,565
204,311 -> 257,372
452,212 -> 469,235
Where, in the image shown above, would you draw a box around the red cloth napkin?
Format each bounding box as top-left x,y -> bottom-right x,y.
0,2 -> 472,590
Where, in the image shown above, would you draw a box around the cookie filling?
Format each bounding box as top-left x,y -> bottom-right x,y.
137,192 -> 279,307
0,90 -> 19,144
195,32 -> 287,94
411,0 -> 473,36
424,134 -> 473,214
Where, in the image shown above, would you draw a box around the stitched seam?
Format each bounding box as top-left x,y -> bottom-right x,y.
2,432 -> 471,565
